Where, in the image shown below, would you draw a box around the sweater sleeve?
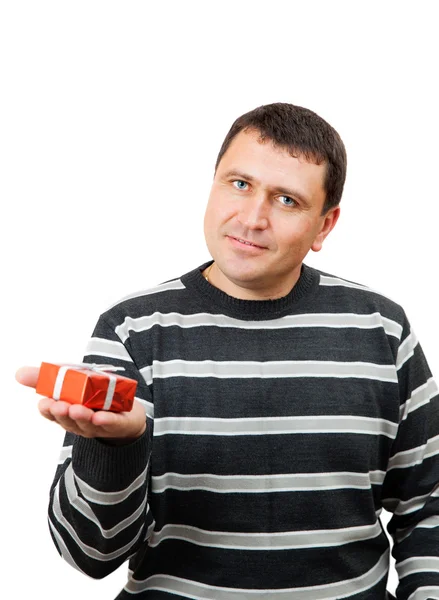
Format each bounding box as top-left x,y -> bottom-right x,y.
47,315 -> 155,579
381,316 -> 439,600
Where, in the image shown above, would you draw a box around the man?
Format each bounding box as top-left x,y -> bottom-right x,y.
17,103 -> 439,599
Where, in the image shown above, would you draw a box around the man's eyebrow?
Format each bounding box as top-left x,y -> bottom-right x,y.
222,169 -> 311,206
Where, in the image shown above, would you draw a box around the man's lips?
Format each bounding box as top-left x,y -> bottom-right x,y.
227,236 -> 267,249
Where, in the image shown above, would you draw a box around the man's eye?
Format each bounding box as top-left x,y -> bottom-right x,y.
233,180 -> 248,190
279,195 -> 296,207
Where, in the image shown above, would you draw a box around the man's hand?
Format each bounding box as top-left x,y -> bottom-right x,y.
16,366 -> 147,442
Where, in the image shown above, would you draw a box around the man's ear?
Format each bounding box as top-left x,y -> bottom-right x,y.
311,206 -> 341,252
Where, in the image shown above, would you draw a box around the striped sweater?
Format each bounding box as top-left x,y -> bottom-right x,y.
48,261 -> 439,600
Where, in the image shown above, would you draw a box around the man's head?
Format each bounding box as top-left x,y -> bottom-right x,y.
203,103 -> 347,300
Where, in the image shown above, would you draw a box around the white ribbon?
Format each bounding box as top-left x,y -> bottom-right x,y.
60,363 -> 125,373
52,363 -> 126,410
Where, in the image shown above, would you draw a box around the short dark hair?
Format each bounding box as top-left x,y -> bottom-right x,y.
214,102 -> 347,214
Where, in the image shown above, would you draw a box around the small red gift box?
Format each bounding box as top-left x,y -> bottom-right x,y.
36,362 -> 137,412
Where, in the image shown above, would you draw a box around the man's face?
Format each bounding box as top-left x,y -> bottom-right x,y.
203,128 -> 340,300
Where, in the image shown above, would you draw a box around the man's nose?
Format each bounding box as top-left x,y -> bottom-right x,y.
236,194 -> 269,229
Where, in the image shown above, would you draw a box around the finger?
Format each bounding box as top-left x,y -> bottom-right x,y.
68,403 -> 96,421
39,397 -> 73,421
41,401 -> 85,435
38,398 -> 83,434
15,366 -> 40,389
90,409 -> 122,430
53,403 -> 93,434
38,397 -> 57,421
67,404 -> 104,438
46,399 -> 73,420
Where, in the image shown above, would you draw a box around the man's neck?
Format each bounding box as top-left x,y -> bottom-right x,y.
202,262 -> 302,301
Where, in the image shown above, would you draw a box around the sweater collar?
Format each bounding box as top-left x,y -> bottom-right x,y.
181,260 -> 319,320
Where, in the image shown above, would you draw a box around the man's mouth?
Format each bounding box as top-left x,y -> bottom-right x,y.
230,236 -> 265,249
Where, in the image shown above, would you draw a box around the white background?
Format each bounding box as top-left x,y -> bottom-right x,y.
1,1 -> 438,597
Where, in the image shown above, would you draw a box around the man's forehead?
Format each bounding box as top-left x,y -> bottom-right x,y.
222,129 -> 325,170
222,131 -> 324,174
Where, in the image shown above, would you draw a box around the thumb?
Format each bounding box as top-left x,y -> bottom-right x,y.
15,366 -> 40,389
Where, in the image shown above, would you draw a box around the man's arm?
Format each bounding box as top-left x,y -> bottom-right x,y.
17,315 -> 155,579
381,316 -> 439,600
